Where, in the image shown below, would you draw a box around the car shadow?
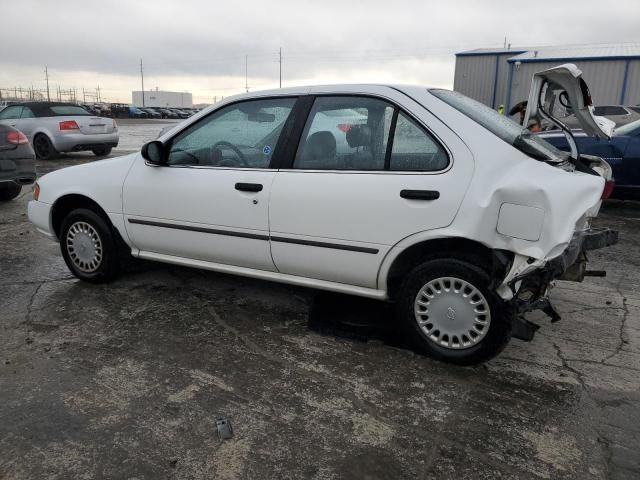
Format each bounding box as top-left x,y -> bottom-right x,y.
307,292 -> 410,350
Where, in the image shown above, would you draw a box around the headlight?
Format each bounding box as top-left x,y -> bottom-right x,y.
33,182 -> 40,201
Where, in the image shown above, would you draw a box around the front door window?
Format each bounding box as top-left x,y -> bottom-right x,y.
167,98 -> 296,168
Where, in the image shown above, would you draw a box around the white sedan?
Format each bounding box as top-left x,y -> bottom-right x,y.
28,64 -> 617,364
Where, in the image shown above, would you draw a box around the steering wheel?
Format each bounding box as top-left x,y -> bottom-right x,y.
212,141 -> 248,167
169,147 -> 201,165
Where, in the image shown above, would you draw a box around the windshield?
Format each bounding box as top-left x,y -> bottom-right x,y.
430,89 -> 569,163
614,118 -> 640,137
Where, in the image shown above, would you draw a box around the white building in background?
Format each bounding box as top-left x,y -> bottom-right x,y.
132,89 -> 193,108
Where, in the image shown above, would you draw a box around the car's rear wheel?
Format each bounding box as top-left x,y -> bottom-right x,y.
33,134 -> 58,160
60,208 -> 120,283
396,258 -> 513,365
92,146 -> 112,157
0,183 -> 22,201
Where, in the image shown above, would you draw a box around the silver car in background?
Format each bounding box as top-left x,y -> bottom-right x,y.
0,102 -> 119,159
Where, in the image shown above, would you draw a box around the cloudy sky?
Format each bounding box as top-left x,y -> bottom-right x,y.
0,0 -> 638,104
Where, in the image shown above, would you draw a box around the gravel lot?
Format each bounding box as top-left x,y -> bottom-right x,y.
1,120 -> 639,479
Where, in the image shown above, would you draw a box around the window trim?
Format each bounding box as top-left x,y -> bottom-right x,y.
279,93 -> 452,174
154,95 -> 301,170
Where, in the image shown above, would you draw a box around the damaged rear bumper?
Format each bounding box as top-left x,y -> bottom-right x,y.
508,227 -> 618,341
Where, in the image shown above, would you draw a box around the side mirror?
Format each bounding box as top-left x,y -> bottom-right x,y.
141,140 -> 165,165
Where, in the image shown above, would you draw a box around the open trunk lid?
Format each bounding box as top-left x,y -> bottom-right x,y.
524,64 -> 615,142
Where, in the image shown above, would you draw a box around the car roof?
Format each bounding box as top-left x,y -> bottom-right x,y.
8,102 -> 85,116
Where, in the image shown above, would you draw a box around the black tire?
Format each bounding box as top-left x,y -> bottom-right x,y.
33,134 -> 58,160
396,258 -> 513,365
60,208 -> 120,283
92,146 -> 112,157
0,183 -> 22,201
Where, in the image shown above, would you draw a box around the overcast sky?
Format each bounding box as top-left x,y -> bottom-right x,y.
0,0 -> 638,104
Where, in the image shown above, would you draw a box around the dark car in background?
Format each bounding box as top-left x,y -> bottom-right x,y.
157,108 -> 179,119
542,118 -> 640,199
0,125 -> 36,201
140,107 -> 162,119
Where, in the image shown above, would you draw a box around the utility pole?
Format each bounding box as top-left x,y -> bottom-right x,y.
245,54 -> 248,93
140,58 -> 145,107
44,66 -> 50,101
279,47 -> 282,88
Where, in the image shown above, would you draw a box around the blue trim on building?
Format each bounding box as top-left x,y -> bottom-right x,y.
456,50 -> 526,57
507,55 -> 640,63
505,62 -> 514,115
491,55 -> 500,108
620,60 -> 631,104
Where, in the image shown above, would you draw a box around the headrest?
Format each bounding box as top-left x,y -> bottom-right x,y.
346,124 -> 372,148
305,131 -> 336,160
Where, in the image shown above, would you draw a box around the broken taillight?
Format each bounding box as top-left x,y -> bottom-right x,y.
601,179 -> 615,200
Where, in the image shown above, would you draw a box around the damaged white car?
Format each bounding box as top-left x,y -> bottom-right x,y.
28,64 -> 617,364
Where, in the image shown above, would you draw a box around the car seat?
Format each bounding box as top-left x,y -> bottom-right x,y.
297,131 -> 337,169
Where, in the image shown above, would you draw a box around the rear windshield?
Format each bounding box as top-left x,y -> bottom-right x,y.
47,106 -> 91,116
429,89 -> 568,163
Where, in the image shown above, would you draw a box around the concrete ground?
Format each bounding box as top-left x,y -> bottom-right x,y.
1,124 -> 639,479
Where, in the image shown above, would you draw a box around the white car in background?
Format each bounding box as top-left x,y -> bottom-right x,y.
0,102 -> 118,159
28,65 -> 617,364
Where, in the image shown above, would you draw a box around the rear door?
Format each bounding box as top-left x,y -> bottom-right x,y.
268,92 -> 472,289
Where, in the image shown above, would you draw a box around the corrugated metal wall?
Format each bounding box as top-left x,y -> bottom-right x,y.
624,61 -> 640,105
506,60 -> 631,109
455,54 -> 640,110
453,55 -> 498,106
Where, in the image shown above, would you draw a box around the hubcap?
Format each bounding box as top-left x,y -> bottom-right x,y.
414,277 -> 491,350
66,221 -> 103,273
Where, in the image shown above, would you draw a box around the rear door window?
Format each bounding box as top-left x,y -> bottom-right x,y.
293,96 -> 393,170
0,106 -> 23,120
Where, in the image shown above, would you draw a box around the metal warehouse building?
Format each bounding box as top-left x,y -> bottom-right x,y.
132,90 -> 193,108
454,43 -> 640,114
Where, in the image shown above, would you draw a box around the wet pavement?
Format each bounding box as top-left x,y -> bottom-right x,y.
1,138 -> 640,479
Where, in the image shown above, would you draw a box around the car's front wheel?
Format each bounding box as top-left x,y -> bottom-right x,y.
92,146 -> 112,157
0,183 -> 22,201
396,258 -> 513,365
60,208 -> 120,283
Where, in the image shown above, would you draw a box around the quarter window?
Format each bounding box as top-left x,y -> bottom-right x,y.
167,98 -> 296,168
294,97 -> 394,170
21,107 -> 35,119
390,113 -> 448,171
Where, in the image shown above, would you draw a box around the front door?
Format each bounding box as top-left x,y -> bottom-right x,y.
123,96 -> 297,271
